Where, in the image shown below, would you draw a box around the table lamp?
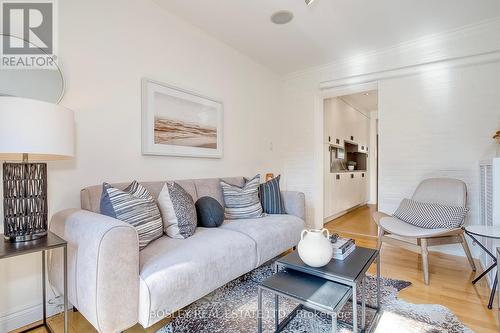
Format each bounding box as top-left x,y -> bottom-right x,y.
0,97 -> 74,242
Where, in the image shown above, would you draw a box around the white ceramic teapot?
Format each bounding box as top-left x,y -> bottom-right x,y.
297,228 -> 333,267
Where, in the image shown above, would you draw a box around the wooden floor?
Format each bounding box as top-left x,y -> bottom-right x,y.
17,204 -> 498,333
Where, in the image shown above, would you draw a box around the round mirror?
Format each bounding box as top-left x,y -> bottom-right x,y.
0,34 -> 64,103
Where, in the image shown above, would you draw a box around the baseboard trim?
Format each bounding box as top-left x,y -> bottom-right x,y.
0,302 -> 61,333
323,202 -> 369,223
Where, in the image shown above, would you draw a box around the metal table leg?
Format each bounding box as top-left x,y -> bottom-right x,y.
42,250 -> 47,328
19,247 -> 66,333
64,245 -> 68,333
275,294 -> 279,331
332,311 -> 337,333
361,277 -> 366,330
488,273 -> 498,309
465,230 -> 498,309
257,286 -> 263,333
352,283 -> 357,333
377,252 -> 381,310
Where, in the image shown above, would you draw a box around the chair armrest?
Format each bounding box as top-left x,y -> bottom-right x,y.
372,211 -> 390,226
49,209 -> 139,333
281,191 -> 305,220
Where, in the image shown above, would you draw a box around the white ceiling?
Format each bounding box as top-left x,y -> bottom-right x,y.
340,90 -> 378,115
154,0 -> 500,74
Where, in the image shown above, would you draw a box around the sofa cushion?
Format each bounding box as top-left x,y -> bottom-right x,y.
220,214 -> 304,265
138,228 -> 257,327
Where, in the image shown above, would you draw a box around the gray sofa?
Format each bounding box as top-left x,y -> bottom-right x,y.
48,177 -> 305,332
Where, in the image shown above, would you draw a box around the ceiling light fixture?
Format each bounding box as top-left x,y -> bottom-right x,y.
305,0 -> 317,6
270,10 -> 294,25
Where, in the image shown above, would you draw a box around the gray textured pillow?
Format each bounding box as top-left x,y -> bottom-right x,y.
393,198 -> 468,229
220,175 -> 263,219
100,181 -> 163,250
158,182 -> 197,239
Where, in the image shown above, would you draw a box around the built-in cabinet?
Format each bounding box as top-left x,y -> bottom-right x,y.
324,98 -> 369,152
323,97 -> 371,221
324,171 -> 369,219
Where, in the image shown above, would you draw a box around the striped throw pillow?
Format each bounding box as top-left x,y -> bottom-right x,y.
259,175 -> 285,214
100,181 -> 163,250
220,175 -> 263,219
393,198 -> 468,229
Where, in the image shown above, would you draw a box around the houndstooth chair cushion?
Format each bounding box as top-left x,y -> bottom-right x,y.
393,198 -> 468,229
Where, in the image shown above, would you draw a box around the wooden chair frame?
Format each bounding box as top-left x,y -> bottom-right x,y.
373,211 -> 476,285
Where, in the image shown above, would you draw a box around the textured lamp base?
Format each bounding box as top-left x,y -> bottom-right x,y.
3,162 -> 48,242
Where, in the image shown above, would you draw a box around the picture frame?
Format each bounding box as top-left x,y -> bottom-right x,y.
141,78 -> 223,158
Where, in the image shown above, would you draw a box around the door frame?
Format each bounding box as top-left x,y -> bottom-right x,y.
313,81 -> 379,228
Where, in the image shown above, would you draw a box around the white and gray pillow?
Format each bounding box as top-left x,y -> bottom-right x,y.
393,198 -> 468,229
100,181 -> 163,250
158,182 -> 197,239
221,175 -> 263,220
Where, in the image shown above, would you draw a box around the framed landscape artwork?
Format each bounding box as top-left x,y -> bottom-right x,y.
141,78 -> 223,158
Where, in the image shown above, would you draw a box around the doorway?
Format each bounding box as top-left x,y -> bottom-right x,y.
319,86 -> 379,238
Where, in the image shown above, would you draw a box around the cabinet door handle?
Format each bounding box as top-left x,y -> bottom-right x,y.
328,136 -> 331,142
351,174 -> 354,179
362,173 -> 365,177
366,146 -> 369,151
361,146 -> 364,150
335,138 -> 340,144
350,136 -> 354,141
336,174 -> 340,180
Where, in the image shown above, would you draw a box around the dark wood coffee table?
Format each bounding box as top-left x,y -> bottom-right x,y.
275,247 -> 380,333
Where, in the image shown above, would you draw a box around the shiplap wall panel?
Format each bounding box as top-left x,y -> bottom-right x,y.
378,62 -> 500,256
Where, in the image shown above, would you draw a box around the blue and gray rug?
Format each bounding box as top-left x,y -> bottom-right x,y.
158,262 -> 472,333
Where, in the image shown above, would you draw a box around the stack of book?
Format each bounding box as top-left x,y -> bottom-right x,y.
331,237 -> 355,260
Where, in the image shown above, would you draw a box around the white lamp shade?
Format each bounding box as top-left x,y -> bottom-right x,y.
0,97 -> 74,161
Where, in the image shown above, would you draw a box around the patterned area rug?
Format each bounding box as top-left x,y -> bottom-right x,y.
157,262 -> 472,333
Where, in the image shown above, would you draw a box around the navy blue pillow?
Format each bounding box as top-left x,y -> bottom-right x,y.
259,175 -> 285,214
195,196 -> 224,227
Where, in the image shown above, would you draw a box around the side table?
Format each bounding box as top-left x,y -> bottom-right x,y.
275,247 -> 380,333
464,225 -> 500,309
0,231 -> 68,333
257,269 -> 352,333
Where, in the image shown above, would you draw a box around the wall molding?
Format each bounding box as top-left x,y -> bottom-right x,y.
285,16 -> 500,82
319,50 -> 500,90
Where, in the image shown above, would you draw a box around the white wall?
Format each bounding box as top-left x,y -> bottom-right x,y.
378,62 -> 500,256
0,0 -> 283,330
282,18 -> 500,230
368,111 -> 378,205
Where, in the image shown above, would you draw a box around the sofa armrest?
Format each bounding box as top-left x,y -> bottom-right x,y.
49,209 -> 139,333
281,191 -> 305,220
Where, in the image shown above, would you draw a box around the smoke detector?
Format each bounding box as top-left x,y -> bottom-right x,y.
270,10 -> 294,25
